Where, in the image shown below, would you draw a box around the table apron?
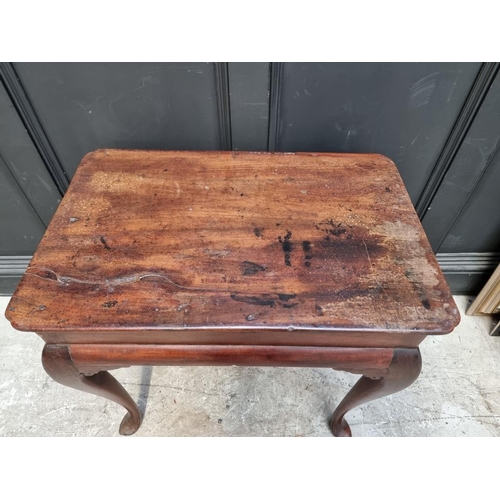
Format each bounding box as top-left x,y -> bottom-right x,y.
36,330 -> 428,348
63,343 -> 398,378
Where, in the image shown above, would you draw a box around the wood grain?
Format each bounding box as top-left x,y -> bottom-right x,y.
35,329 -> 426,348
68,344 -> 395,378
6,150 -> 459,341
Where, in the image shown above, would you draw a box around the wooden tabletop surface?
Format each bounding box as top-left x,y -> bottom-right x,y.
6,150 -> 459,337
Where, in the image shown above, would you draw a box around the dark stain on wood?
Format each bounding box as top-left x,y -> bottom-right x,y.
102,301 -> 118,308
253,227 -> 263,238
241,261 -> 266,276
100,236 -> 111,251
278,293 -> 296,302
278,231 -> 293,267
314,219 -> 347,237
302,240 -> 313,267
306,233 -> 385,268
230,294 -> 275,307
405,270 -> 432,311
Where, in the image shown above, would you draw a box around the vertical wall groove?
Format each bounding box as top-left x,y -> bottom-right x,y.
267,62 -> 284,152
415,62 -> 500,218
434,138 -> 500,252
214,63 -> 232,151
0,63 -> 68,194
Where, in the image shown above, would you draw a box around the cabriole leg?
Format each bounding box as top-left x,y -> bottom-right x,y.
42,344 -> 141,435
330,348 -> 422,437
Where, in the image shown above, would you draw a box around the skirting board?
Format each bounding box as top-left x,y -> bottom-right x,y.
1,254 -> 499,296
437,253 -> 500,295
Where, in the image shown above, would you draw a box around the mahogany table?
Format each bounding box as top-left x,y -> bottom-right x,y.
5,150 -> 460,436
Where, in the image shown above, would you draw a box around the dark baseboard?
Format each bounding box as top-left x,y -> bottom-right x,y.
1,253 -> 498,297
437,252 -> 500,295
0,256 -> 31,295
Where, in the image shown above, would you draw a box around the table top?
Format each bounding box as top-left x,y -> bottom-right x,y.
6,149 -> 459,337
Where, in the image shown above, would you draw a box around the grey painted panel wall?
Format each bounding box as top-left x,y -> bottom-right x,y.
275,62 -> 481,204
0,157 -> 45,254
0,79 -> 59,260
228,63 -> 269,151
1,62 -> 498,296
14,63 -> 223,179
423,70 -> 500,252
0,81 -> 60,226
440,148 -> 500,253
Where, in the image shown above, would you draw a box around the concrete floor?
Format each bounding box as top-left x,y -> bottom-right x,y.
1,295 -> 499,437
